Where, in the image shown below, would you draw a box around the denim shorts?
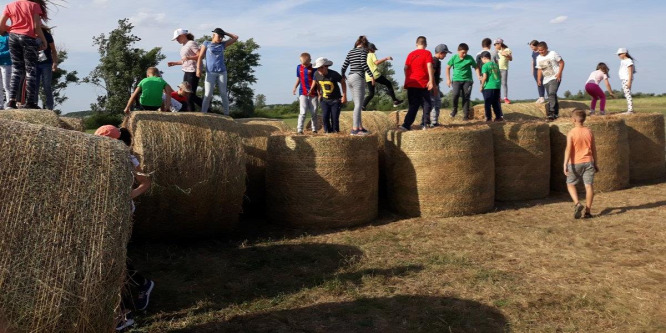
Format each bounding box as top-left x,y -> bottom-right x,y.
566,162 -> 595,185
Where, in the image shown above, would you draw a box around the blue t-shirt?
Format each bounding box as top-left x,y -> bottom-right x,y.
204,41 -> 226,73
0,34 -> 10,66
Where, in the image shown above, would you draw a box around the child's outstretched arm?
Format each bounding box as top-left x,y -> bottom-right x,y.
124,87 -> 141,114
563,132 -> 573,176
132,165 -> 151,199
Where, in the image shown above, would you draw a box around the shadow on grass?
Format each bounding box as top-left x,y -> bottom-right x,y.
597,200 -> 666,217
130,242 -> 423,324
171,295 -> 510,332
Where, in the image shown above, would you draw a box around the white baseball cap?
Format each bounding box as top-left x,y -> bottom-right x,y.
172,28 -> 188,41
616,47 -> 628,55
313,57 -> 333,69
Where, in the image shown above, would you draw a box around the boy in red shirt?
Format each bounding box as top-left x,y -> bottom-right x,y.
400,36 -> 434,131
563,109 -> 599,219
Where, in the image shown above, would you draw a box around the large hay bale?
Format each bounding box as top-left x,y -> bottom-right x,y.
385,125 -> 495,217
0,109 -> 65,128
549,117 -> 630,192
471,101 -> 590,121
387,109 -> 457,128
617,113 -> 666,182
307,111 -> 393,150
235,118 -> 290,210
489,122 -> 551,201
266,134 -> 379,228
59,116 -> 85,132
125,112 -> 246,239
0,119 -> 133,332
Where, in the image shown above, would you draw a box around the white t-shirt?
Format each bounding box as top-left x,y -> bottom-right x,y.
180,40 -> 200,73
535,51 -> 562,84
586,70 -> 608,85
618,58 -> 634,81
162,94 -> 182,112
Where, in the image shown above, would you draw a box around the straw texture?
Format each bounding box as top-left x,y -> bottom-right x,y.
385,125 -> 495,217
549,117 -> 630,192
59,116 -> 85,132
616,113 -> 666,182
266,134 -> 379,228
0,109 -> 65,128
125,112 -> 246,239
0,119 -> 133,332
387,109 -> 456,128
489,122 -> 551,200
471,101 -> 589,121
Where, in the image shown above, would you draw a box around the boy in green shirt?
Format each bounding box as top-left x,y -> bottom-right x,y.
124,67 -> 174,114
479,51 -> 504,122
445,43 -> 477,120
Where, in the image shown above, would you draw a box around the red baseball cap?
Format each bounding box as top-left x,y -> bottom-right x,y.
94,125 -> 121,139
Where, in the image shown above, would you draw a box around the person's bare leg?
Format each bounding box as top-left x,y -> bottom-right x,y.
567,184 -> 579,204
585,184 -> 594,213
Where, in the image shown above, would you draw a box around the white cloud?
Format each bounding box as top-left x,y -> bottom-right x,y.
129,11 -> 167,27
550,16 -> 568,24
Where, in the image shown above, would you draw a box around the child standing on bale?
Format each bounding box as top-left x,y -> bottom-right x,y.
563,110 -> 598,219
535,41 -> 565,121
94,125 -> 155,331
426,43 -> 451,127
124,67 -> 174,114
479,51 -> 503,122
311,57 -> 347,133
584,63 -> 615,115
446,43 -> 477,120
616,48 -> 636,114
292,52 -> 318,134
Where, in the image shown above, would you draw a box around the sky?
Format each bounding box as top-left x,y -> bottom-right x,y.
41,0 -> 666,114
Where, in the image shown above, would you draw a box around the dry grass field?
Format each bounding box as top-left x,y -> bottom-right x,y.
127,180 -> 666,332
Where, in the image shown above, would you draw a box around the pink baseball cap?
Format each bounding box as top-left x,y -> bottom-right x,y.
94,125 -> 121,139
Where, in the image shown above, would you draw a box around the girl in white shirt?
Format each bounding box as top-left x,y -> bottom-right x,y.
584,63 -> 615,115
616,48 -> 635,114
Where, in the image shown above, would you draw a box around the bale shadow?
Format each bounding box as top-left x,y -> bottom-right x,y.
130,242 -> 423,323
597,200 -> 666,217
171,295 -> 510,332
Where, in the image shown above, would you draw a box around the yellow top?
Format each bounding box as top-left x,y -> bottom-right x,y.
365,53 -> 382,82
498,47 -> 512,70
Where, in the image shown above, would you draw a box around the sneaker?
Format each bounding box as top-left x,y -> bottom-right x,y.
547,116 -> 555,122
115,311 -> 135,331
429,123 -> 440,128
361,107 -> 366,111
583,212 -> 593,219
554,114 -> 560,119
494,117 -> 504,122
573,203 -> 584,219
450,111 -> 456,118
5,100 -> 17,109
600,111 -> 606,115
393,100 -> 403,107
297,130 -> 304,134
351,129 -> 368,136
589,110 -> 595,116
359,128 -> 369,133
23,102 -> 40,109
136,279 -> 155,311
397,125 -> 409,131
504,98 -> 511,104
537,97 -> 546,104
312,130 -> 318,134
421,125 -> 428,130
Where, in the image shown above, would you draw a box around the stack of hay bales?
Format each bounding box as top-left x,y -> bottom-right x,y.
387,109 -> 455,127
306,111 -> 391,134
0,119 -> 133,332
59,116 -> 86,132
0,109 -> 64,128
617,113 -> 666,182
124,112 -> 246,239
489,122 -> 551,200
266,134 -> 378,228
385,125 -> 495,217
235,118 -> 290,211
471,103 -> 545,121
555,101 -> 590,118
550,117 -> 630,192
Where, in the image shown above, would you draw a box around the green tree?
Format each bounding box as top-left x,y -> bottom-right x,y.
195,36 -> 261,117
254,93 -> 266,109
83,19 -> 166,113
564,90 -> 572,98
38,49 -> 79,114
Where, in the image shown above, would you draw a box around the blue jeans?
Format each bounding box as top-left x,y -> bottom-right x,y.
35,62 -> 54,110
202,71 -> 230,115
320,99 -> 341,133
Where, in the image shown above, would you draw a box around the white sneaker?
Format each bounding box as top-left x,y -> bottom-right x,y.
623,111 -> 635,115
538,97 -> 546,104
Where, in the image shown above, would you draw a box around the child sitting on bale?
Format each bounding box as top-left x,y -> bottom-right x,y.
124,67 -> 174,114
563,110 -> 598,219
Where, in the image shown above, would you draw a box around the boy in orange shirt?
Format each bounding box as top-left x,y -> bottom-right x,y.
563,109 -> 599,219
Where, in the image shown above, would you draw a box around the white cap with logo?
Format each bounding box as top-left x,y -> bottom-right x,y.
172,28 -> 188,41
616,47 -> 628,55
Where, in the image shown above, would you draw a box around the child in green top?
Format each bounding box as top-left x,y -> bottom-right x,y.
479,51 -> 503,122
124,67 -> 174,114
445,43 -> 477,120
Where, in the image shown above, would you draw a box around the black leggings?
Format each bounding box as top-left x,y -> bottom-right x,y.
183,71 -> 203,111
362,76 -> 398,108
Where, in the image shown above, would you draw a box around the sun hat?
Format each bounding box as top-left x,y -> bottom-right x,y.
172,28 -> 188,41
94,125 -> 121,139
434,44 -> 452,54
493,38 -> 504,45
313,57 -> 333,69
616,47 -> 628,55
179,81 -> 192,93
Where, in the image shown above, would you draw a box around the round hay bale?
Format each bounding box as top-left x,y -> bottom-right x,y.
125,112 -> 246,239
0,119 -> 133,332
471,103 -> 545,121
385,125 -> 495,217
307,110 -> 393,149
0,109 -> 65,128
235,118 -> 291,210
59,116 -> 85,132
616,113 -> 666,182
549,117 -> 630,192
489,122 -> 551,201
387,109 -> 461,128
556,100 -> 590,118
266,134 -> 379,228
